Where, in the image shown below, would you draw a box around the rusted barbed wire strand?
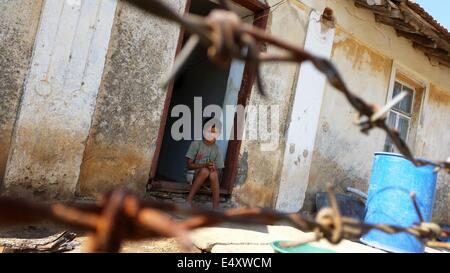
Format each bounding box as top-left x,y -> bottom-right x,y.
123,0 -> 450,173
0,187 -> 449,252
1,0 -> 449,254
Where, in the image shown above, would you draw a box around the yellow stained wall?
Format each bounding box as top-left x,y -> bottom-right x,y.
419,85 -> 450,223
298,0 -> 450,223
305,27 -> 392,211
232,0 -> 450,224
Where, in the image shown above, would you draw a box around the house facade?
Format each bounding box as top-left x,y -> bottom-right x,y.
0,0 -> 449,223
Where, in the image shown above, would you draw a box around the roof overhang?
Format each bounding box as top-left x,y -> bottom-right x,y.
354,0 -> 450,68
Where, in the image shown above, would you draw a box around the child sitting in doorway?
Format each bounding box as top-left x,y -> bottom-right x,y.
185,117 -> 224,209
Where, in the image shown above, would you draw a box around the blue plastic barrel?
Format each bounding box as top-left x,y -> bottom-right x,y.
361,152 -> 438,253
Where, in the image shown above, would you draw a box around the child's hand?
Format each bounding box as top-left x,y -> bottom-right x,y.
207,161 -> 216,172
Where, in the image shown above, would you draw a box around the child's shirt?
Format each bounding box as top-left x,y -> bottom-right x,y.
185,140 -> 225,169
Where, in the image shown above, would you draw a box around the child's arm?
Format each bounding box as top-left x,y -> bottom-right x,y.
186,158 -> 207,170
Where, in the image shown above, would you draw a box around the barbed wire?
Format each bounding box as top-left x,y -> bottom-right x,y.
125,0 -> 450,173
0,186 -> 448,252
1,0 -> 449,253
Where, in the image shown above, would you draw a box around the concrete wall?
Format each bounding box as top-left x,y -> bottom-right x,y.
299,0 -> 450,223
0,0 -> 43,188
231,0 -> 310,208
77,0 -> 185,197
231,0 -> 449,223
305,27 -> 392,211
3,0 -> 118,200
419,84 -> 450,223
275,9 -> 336,213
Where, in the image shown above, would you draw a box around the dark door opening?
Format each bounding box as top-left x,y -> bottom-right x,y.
149,0 -> 269,193
156,0 -> 233,184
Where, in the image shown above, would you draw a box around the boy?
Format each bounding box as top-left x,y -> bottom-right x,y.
185,117 -> 224,209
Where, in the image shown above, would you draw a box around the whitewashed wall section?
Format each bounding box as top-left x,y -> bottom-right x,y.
3,0 -> 118,199
275,10 -> 336,212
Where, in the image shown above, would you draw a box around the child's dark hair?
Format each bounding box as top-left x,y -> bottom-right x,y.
203,116 -> 222,133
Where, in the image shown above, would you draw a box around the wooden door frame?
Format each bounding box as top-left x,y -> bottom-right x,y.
149,0 -> 270,194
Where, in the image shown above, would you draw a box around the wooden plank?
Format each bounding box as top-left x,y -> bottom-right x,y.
398,2 -> 450,53
374,14 -> 420,34
150,180 -> 229,195
413,44 -> 450,69
354,0 -> 450,66
0,232 -> 77,253
437,58 -> 450,68
413,43 -> 450,59
354,0 -> 403,19
396,30 -> 436,48
150,180 -> 191,193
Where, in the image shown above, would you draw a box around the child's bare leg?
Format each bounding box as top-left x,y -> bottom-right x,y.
209,170 -> 220,209
186,167 -> 210,207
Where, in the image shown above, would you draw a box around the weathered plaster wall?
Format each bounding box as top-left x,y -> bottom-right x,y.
231,0 -> 310,208
3,0 -> 118,200
0,0 -> 43,186
297,0 -> 450,223
1,0 -> 447,223
77,0 -> 185,197
275,9 -> 336,213
304,27 -> 392,212
418,84 -> 450,223
299,1 -> 450,87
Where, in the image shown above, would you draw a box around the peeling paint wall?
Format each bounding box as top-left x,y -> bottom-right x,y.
304,27 -> 392,212
77,0 -> 185,198
0,0 -> 43,187
298,0 -> 450,223
275,9 -> 336,213
218,0 -> 450,221
225,0 -> 450,223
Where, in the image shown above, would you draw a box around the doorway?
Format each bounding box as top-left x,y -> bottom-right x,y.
149,0 -> 268,194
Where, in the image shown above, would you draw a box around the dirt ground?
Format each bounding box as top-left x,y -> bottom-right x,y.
0,191 -> 229,253
70,236 -> 192,253
2,191 -> 447,253
0,223 -> 193,253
